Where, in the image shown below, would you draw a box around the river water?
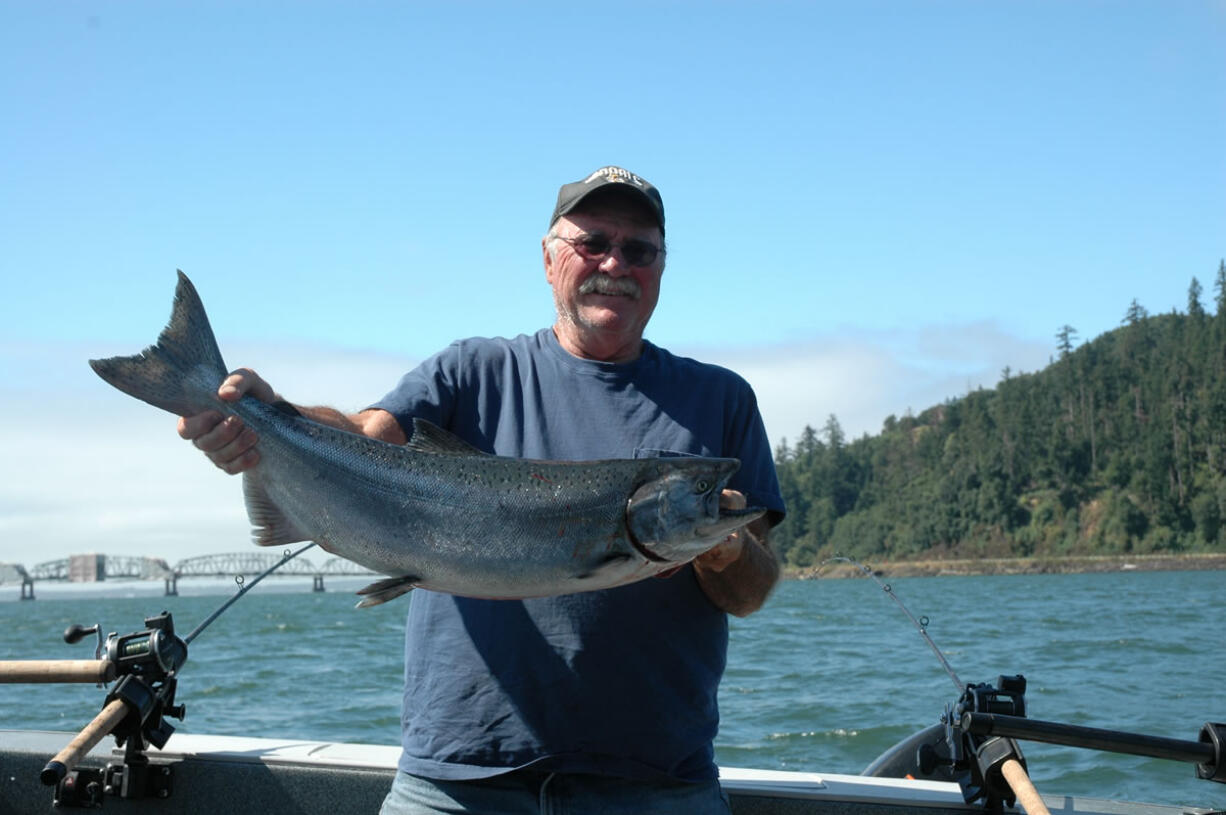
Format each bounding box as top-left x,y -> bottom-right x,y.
1,569 -> 1222,808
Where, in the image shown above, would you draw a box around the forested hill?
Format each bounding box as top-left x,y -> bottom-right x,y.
772,265 -> 1226,568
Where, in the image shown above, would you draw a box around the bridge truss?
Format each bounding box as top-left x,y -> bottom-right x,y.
1,552 -> 377,599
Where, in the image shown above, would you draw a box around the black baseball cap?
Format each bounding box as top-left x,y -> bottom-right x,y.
550,166 -> 665,235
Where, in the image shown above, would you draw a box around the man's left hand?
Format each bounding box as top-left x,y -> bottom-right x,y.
694,490 -> 749,573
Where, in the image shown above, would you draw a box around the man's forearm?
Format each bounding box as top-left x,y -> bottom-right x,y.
286,404 -> 408,445
292,404 -> 363,434
695,520 -> 779,617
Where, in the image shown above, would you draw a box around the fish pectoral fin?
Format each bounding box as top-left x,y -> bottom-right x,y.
355,576 -> 420,608
242,474 -> 311,547
405,418 -> 490,456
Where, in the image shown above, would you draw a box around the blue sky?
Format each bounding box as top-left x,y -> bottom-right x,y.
1,2 -> 1223,567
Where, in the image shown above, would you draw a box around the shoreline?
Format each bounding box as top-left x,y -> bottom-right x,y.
786,552 -> 1226,579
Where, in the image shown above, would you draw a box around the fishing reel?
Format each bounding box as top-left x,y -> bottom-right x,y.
46,611 -> 189,806
67,611 -> 188,681
100,612 -> 188,680
918,674 -> 1029,813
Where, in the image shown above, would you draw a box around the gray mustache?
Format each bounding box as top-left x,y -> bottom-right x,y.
578,274 -> 641,299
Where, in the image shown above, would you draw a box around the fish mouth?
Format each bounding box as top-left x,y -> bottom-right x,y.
696,505 -> 767,539
627,505 -> 768,564
627,531 -> 671,562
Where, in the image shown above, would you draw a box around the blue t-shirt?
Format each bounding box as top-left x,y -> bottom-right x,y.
372,328 -> 785,782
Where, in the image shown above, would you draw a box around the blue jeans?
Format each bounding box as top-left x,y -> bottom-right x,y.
379,769 -> 732,815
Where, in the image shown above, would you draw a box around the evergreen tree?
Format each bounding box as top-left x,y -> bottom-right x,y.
1123,299 -> 1148,325
1188,277 -> 1205,318
1056,325 -> 1077,358
1216,259 -> 1226,315
822,414 -> 845,449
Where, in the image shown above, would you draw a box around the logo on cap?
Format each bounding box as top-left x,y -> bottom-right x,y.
583,166 -> 644,187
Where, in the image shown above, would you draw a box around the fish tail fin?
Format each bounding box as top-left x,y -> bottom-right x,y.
89,270 -> 228,417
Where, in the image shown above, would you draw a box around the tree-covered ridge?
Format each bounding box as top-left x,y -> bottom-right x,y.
773,262 -> 1226,568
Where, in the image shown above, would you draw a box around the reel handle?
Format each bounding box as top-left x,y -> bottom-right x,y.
0,660 -> 116,684
63,623 -> 100,645
40,697 -> 129,786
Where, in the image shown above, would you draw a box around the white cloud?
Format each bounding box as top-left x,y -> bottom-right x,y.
691,321 -> 1052,444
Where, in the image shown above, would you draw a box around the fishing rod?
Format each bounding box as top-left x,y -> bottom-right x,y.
820,557 -> 963,691
185,543 -> 316,644
818,556 -> 1041,813
820,555 -> 1225,814
0,543 -> 316,806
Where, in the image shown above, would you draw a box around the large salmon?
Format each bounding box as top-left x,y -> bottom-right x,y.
90,273 -> 765,605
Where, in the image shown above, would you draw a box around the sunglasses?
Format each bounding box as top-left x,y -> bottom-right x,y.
554,233 -> 663,267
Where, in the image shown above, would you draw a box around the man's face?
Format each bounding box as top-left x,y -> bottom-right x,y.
543,202 -> 664,362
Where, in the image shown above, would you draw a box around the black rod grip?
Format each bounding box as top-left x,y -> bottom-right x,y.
39,761 -> 67,786
961,712 -> 1214,765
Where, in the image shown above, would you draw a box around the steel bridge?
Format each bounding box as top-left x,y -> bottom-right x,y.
0,563 -> 33,600
0,552 -> 377,599
27,555 -> 174,582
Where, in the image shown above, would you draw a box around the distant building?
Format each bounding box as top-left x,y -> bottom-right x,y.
69,554 -> 106,582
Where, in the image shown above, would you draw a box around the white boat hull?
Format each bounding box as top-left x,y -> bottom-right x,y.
0,730 -> 1212,815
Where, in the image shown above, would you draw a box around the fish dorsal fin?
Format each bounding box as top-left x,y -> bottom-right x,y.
406,418 -> 489,456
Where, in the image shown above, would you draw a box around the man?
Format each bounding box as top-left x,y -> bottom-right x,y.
179,166 -> 786,813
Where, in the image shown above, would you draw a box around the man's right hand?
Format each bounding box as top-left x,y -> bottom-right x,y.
176,368 -> 277,475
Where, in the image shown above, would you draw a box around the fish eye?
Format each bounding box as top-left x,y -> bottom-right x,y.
694,479 -> 711,493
